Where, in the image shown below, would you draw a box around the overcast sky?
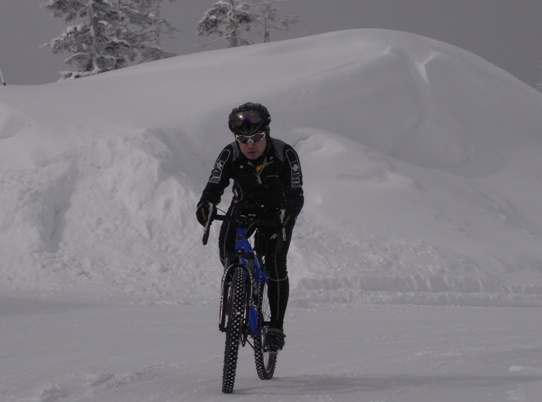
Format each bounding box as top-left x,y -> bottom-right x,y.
1,0 -> 541,88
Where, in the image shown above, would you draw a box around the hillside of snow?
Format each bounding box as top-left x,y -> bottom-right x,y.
1,29 -> 542,307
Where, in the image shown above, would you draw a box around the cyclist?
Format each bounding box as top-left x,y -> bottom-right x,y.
196,102 -> 304,351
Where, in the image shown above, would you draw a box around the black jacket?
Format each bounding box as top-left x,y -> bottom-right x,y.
198,138 -> 304,218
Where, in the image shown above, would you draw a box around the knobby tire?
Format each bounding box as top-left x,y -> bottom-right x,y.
253,280 -> 277,379
222,266 -> 246,394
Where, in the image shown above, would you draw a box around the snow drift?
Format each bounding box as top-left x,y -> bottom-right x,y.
1,29 -> 542,306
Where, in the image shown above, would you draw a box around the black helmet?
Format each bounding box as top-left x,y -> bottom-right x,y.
228,102 -> 271,135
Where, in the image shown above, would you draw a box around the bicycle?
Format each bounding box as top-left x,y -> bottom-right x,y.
202,203 -> 285,394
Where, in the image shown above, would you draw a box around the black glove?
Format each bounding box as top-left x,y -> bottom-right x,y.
196,202 -> 211,227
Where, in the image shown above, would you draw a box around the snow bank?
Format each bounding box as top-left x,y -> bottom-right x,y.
1,29 -> 542,306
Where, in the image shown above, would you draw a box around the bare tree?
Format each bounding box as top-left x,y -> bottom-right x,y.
254,0 -> 299,43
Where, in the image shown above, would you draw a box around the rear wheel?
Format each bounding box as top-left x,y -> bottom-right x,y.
253,280 -> 277,379
222,267 -> 246,393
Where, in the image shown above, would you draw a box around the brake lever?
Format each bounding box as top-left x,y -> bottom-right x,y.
202,202 -> 215,245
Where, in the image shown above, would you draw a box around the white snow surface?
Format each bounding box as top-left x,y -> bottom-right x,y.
1,29 -> 542,401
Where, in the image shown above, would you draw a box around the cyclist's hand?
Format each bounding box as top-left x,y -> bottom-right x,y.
196,202 -> 211,226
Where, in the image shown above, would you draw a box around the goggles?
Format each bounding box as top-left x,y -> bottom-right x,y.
235,131 -> 266,144
231,110 -> 264,127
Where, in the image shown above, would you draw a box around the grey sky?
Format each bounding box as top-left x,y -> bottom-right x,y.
1,0 -> 541,88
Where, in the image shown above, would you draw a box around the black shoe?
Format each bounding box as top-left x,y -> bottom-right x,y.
265,328 -> 286,351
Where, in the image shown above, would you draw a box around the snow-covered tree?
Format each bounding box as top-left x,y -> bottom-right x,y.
253,0 -> 299,43
42,0 -> 177,79
197,0 -> 298,48
197,0 -> 255,48
42,0 -> 118,78
127,0 -> 178,56
118,0 -> 178,62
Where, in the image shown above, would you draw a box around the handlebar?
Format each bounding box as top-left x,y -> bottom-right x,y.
202,202 -> 285,245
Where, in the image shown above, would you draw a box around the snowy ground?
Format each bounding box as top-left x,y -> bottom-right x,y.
2,293 -> 542,402
1,29 -> 542,400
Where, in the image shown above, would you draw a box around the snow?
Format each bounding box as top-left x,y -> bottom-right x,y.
1,29 -> 542,400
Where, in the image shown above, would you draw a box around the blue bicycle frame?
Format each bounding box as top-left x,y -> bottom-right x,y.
235,226 -> 268,336
218,225 -> 268,337
203,203 -> 283,338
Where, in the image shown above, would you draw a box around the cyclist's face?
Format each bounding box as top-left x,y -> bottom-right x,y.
238,136 -> 267,160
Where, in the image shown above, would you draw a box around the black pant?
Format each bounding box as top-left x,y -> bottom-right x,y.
218,204 -> 294,331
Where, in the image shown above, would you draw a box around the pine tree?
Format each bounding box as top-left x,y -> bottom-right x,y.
124,0 -> 178,62
197,0 -> 255,48
42,0 -> 177,79
42,0 -> 118,78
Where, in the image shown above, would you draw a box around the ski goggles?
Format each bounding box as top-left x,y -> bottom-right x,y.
235,132 -> 266,144
231,110 -> 264,127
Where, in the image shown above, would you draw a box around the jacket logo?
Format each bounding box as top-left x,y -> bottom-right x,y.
209,149 -> 230,184
286,149 -> 302,188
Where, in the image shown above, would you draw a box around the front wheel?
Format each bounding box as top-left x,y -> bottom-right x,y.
253,280 -> 277,379
222,266 -> 246,393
